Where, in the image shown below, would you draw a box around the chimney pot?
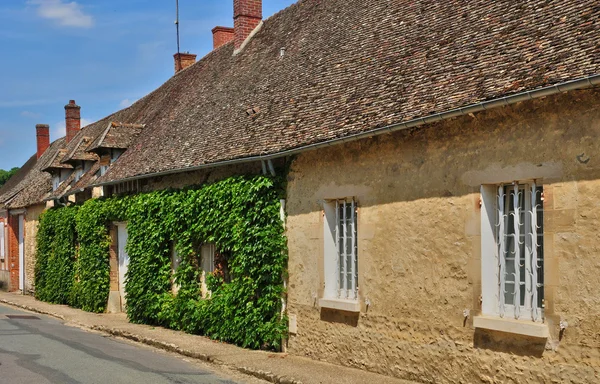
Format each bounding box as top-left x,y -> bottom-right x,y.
173,52 -> 197,74
212,26 -> 235,50
35,124 -> 50,159
234,0 -> 262,50
65,99 -> 81,144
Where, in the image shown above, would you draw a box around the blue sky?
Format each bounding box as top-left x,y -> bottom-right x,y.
0,0 -> 296,170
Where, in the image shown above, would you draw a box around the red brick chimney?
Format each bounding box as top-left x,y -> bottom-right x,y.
35,124 -> 50,159
173,53 -> 197,74
65,100 -> 81,143
212,26 -> 235,49
234,0 -> 262,50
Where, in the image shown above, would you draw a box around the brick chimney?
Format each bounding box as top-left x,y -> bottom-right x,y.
212,26 -> 235,49
65,100 -> 81,143
35,124 -> 50,159
234,0 -> 262,50
173,53 -> 197,74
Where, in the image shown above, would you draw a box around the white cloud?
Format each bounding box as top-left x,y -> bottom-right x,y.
29,0 -> 94,28
52,117 -> 93,138
20,110 -> 41,118
119,98 -> 136,109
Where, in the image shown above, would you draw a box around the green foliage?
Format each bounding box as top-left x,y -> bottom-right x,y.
35,206 -> 78,305
0,167 -> 19,187
73,199 -> 114,312
35,175 -> 288,350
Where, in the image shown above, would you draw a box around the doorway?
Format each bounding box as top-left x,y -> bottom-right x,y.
116,223 -> 129,311
18,214 -> 24,292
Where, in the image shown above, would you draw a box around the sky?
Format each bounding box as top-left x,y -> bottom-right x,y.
0,0 -> 297,170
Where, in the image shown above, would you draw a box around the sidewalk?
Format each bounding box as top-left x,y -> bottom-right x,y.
0,292 -> 414,384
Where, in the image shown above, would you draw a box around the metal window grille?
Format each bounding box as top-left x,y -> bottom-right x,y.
335,199 -> 358,300
496,183 -> 544,321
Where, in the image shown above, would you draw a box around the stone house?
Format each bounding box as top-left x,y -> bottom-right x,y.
3,0 -> 600,382
0,124 -> 67,292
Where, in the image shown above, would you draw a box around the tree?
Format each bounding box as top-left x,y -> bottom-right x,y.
0,167 -> 19,188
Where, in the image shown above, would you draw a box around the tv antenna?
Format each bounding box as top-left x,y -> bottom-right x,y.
175,0 -> 181,65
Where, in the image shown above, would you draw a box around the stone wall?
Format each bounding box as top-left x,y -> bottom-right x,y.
285,89 -> 600,383
23,204 -> 45,294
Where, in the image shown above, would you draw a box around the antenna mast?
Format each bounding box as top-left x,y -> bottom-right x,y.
175,0 -> 181,67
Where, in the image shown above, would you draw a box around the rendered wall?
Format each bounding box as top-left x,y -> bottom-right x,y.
286,89 -> 600,383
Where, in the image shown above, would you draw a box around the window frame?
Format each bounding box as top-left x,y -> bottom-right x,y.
0,221 -> 5,260
481,181 -> 544,323
322,198 -> 359,304
200,243 -> 216,299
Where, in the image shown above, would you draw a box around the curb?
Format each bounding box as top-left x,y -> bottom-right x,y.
0,298 -> 66,321
0,297 -> 302,384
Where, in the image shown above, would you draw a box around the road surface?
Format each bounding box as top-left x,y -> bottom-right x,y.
0,304 -> 260,384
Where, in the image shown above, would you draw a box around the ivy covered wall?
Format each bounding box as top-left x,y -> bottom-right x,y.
35,176 -> 288,350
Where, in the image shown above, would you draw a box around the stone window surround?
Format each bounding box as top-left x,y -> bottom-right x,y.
316,192 -> 367,314
469,167 -> 562,339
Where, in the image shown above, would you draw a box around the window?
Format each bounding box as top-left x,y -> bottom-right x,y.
481,182 -> 544,322
52,175 -> 60,191
0,221 -> 4,260
171,244 -> 182,294
111,149 -> 125,164
201,243 -> 215,273
323,198 -> 358,303
200,243 -> 215,298
74,167 -> 83,182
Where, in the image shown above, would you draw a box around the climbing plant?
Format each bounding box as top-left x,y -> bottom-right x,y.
35,205 -> 79,305
35,175 -> 288,350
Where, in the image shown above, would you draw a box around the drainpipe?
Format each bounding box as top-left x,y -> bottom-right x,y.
279,198 -> 287,353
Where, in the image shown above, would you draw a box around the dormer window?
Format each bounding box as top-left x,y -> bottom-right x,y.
111,149 -> 125,164
52,175 -> 60,191
74,166 -> 83,182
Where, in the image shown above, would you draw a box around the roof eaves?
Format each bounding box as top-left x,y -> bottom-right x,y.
92,73 -> 600,187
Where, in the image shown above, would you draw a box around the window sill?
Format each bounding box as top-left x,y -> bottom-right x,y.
319,298 -> 360,313
474,315 -> 549,338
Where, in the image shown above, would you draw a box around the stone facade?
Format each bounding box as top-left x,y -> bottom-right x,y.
23,204 -> 45,294
285,89 -> 600,383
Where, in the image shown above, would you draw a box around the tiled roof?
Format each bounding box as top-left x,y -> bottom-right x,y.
61,136 -> 97,163
0,138 -> 67,209
63,163 -> 101,198
43,171 -> 76,201
87,122 -> 146,153
90,0 -> 599,185
42,149 -> 74,172
0,155 -> 37,205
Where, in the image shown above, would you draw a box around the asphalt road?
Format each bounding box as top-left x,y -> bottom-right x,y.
0,304 -> 249,384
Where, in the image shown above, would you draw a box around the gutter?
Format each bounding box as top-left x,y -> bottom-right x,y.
94,74 -> 600,187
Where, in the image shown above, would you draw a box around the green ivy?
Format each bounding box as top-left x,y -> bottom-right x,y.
35,205 -> 78,305
35,175 -> 288,350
